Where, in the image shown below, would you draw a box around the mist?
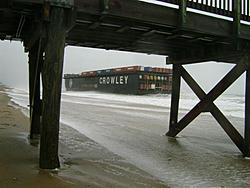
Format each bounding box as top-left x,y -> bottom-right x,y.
0,40 -> 245,96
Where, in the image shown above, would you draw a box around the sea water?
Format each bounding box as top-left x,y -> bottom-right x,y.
5,88 -> 245,119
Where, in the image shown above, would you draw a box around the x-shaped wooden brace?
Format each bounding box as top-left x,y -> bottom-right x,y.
166,55 -> 250,156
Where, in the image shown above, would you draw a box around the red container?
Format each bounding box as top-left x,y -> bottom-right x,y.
126,66 -> 141,72
113,67 -> 127,73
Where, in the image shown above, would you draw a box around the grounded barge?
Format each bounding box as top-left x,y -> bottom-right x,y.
64,66 -> 172,95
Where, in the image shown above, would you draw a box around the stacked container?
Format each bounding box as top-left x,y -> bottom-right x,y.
64,65 -> 172,95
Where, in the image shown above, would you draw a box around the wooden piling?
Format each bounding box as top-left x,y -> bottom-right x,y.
178,0 -> 187,28
39,7 -> 67,169
167,64 -> 181,134
28,41 -> 42,139
233,0 -> 241,37
233,0 -> 241,48
245,66 -> 250,155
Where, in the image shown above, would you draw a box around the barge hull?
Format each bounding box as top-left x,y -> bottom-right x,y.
64,66 -> 172,95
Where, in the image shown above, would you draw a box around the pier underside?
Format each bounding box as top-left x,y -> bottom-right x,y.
1,0 -> 250,168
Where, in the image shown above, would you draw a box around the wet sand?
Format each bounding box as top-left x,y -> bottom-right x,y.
60,91 -> 250,187
0,86 -> 168,188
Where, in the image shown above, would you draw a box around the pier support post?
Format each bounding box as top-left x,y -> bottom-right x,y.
39,7 -> 67,169
180,65 -> 248,155
233,0 -> 241,49
166,55 -> 250,156
167,62 -> 246,137
28,41 -> 42,139
178,0 -> 187,28
245,66 -> 250,155
168,64 -> 181,133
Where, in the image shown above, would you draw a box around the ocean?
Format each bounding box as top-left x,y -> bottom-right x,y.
5,87 -> 245,119
3,87 -> 250,188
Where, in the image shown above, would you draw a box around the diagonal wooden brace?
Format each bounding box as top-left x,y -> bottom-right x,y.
167,59 -> 248,139
180,66 -> 249,156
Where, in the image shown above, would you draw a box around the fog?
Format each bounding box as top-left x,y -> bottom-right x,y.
0,40 -> 245,95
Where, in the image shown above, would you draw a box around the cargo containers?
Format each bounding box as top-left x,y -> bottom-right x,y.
64,66 -> 172,95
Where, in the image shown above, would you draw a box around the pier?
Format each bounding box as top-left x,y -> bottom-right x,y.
1,0 -> 250,169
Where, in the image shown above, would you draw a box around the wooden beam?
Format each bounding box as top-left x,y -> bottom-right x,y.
167,46 -> 245,65
88,22 -> 100,29
165,34 -> 181,40
233,0 -> 241,48
180,65 -> 249,156
178,0 -> 187,28
233,0 -> 241,37
97,0 -> 247,39
245,66 -> 250,155
12,0 -> 43,4
29,39 -> 43,139
0,0 -> 10,8
142,30 -> 156,37
40,7 -> 67,169
100,0 -> 110,12
116,25 -> 129,33
168,64 -> 181,132
24,22 -> 43,52
166,61 -> 247,137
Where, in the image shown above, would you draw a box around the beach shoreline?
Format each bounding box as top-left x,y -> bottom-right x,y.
2,84 -> 250,187
0,85 -> 168,188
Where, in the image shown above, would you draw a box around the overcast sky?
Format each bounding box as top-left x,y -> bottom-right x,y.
0,40 -> 245,95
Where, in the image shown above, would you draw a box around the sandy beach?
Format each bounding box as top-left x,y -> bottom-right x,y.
0,85 -> 168,188
2,84 -> 250,187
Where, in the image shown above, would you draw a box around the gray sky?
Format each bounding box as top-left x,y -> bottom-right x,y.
0,40 -> 245,95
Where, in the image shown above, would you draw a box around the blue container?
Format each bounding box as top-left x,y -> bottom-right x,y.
144,67 -> 152,72
97,70 -> 102,75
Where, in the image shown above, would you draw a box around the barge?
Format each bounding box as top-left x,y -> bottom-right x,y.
64,66 -> 172,95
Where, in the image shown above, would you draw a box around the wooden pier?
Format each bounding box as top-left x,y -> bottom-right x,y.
1,0 -> 250,168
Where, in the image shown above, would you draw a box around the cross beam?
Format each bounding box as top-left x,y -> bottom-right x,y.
166,55 -> 250,156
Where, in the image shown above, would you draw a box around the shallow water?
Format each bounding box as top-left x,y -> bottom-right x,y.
5,88 -> 250,187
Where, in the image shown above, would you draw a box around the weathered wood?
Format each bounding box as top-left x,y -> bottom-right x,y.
180,65 -> 249,156
40,7 -> 67,169
168,64 -> 181,132
24,23 -> 43,52
245,66 -> 250,155
10,0 -> 43,4
178,0 -> 187,28
100,0 -> 109,12
166,47 -> 245,65
28,40 -> 42,139
233,0 -> 241,48
106,0 -> 233,38
28,44 -> 36,117
2,0 -> 250,59
233,0 -> 241,37
167,61 -> 247,137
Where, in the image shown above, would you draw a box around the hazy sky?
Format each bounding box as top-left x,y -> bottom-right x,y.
0,40 -> 245,95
